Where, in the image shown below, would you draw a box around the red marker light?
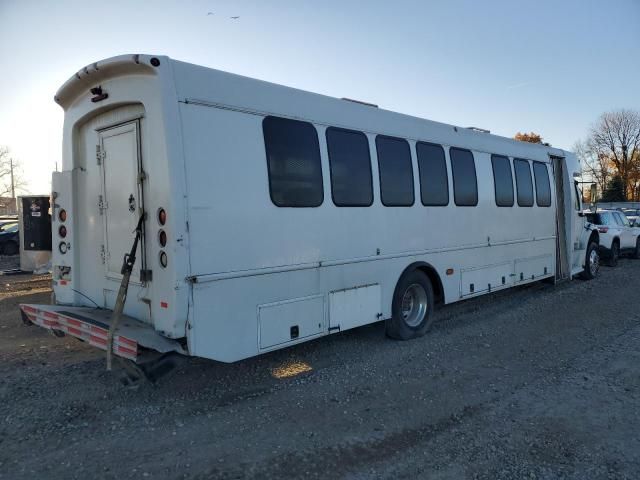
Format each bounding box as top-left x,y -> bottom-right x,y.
158,208 -> 166,226
160,301 -> 168,308
59,209 -> 67,222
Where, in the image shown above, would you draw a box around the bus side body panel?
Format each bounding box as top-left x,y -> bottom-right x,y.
180,102 -> 557,362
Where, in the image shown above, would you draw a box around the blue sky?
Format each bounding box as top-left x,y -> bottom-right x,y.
1,0 -> 638,193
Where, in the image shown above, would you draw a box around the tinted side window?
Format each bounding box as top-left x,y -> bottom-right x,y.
514,159 -> 534,207
326,127 -> 373,206
491,155 -> 514,207
375,135 -> 414,206
533,162 -> 552,207
263,116 -> 323,207
416,142 -> 448,206
614,212 -> 629,227
449,148 -> 478,206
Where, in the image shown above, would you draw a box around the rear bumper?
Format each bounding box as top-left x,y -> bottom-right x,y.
20,304 -> 187,362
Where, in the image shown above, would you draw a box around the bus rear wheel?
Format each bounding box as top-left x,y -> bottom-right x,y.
386,270 -> 434,340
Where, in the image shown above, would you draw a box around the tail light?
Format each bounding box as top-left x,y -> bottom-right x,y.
157,208 -> 166,226
57,207 -> 68,253
597,227 -> 609,233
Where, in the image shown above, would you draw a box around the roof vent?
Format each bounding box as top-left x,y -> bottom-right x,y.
467,127 -> 490,133
341,97 -> 378,108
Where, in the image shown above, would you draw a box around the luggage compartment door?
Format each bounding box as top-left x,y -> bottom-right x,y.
99,121 -> 144,282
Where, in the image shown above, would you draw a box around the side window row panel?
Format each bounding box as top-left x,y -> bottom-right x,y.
491,156 -> 553,208
263,116 -> 490,210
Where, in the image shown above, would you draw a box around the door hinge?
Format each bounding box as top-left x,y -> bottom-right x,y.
137,169 -> 147,184
98,195 -> 107,214
96,145 -> 106,165
100,245 -> 106,264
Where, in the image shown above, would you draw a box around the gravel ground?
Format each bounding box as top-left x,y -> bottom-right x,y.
0,258 -> 639,479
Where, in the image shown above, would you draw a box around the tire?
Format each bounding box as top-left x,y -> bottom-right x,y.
633,238 -> 640,260
2,241 -> 18,256
581,241 -> 600,280
386,270 -> 434,340
609,240 -> 620,267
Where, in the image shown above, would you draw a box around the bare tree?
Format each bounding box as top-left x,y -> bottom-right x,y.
574,139 -> 613,198
584,110 -> 640,200
0,146 -> 28,199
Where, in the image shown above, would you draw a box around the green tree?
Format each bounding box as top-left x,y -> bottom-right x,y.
601,174 -> 626,202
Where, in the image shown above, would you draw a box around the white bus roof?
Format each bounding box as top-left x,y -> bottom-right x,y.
55,53 -> 571,163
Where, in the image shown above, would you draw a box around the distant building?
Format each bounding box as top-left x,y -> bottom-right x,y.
0,196 -> 18,216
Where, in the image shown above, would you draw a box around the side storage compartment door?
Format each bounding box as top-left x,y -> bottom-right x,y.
258,295 -> 325,350
460,262 -> 514,297
329,284 -> 382,333
514,254 -> 554,283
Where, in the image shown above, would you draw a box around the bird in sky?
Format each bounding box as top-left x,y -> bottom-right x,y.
230,16 -> 240,19
207,11 -> 214,15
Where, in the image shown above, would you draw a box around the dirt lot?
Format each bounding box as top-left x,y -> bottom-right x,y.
1,257 -> 639,480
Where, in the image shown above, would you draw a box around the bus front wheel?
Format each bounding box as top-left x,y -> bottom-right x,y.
386,270 -> 435,340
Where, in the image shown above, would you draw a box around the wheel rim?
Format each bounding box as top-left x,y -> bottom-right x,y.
401,283 -> 428,327
589,248 -> 599,276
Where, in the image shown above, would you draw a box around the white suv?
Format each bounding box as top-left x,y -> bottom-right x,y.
585,209 -> 640,266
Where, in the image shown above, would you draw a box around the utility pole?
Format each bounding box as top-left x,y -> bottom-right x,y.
10,157 -> 15,199
9,157 -> 17,214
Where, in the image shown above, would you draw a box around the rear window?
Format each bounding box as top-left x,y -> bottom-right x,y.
592,212 -> 614,225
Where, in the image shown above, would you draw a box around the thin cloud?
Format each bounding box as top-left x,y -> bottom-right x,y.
506,81 -> 533,90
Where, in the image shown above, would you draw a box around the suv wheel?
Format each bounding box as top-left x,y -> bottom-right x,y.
633,238 -> 640,260
609,240 -> 620,267
581,241 -> 599,280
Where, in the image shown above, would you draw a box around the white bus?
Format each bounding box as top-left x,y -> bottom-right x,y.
21,54 -> 600,368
